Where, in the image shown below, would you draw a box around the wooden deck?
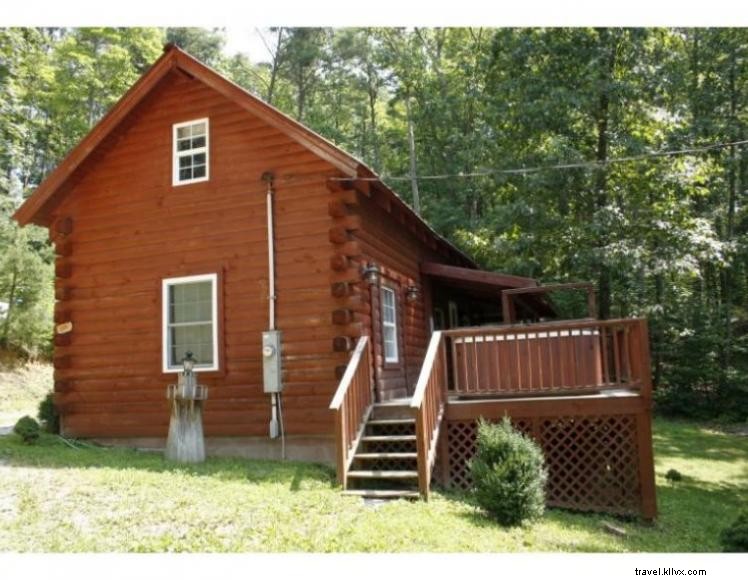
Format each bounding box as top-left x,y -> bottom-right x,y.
331,318 -> 657,518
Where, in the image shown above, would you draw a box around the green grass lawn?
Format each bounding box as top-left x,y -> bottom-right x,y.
0,418 -> 746,552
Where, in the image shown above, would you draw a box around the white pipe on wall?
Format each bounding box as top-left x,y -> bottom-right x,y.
263,172 -> 284,457
265,176 -> 276,331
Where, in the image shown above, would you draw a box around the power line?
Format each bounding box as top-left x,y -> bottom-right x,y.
330,138 -> 748,182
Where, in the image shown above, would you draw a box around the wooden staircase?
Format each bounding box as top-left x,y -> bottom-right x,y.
343,400 -> 420,499
330,333 -> 448,501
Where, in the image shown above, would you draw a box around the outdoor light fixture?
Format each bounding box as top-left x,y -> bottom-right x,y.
182,351 -> 196,374
406,285 -> 421,302
361,262 -> 381,286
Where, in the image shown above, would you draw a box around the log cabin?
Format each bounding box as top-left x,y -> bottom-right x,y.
14,45 -> 656,518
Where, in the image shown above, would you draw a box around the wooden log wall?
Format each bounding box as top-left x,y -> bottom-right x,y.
50,70 -> 350,439
345,189 -> 465,401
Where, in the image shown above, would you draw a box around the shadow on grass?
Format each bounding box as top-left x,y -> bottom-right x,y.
652,418 -> 748,464
0,433 -> 337,491
441,467 -> 746,552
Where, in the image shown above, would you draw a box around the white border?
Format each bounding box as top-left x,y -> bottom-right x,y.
381,286 -> 399,363
162,273 -> 219,373
172,117 -> 210,187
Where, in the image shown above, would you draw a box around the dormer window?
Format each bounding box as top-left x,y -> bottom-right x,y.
173,118 -> 209,186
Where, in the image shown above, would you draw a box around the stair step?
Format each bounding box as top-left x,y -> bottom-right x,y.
361,435 -> 416,442
347,470 -> 419,479
355,452 -> 417,459
368,418 -> 415,425
373,398 -> 411,407
343,489 -> 421,499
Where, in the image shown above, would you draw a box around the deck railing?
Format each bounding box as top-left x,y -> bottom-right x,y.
329,336 -> 373,488
446,318 -> 651,398
410,331 -> 448,499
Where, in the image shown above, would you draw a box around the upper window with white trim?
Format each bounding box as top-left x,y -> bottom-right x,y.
173,118 -> 209,186
381,286 -> 399,364
162,273 -> 218,372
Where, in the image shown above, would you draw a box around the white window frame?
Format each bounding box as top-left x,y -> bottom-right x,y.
381,286 -> 399,364
172,118 -> 210,186
162,273 -> 219,373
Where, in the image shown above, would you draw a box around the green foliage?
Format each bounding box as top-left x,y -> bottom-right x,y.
0,205 -> 54,357
166,28 -> 225,68
1,27 -> 748,420
720,511 -> 748,552
37,391 -> 59,434
13,415 -> 40,444
468,417 -> 547,526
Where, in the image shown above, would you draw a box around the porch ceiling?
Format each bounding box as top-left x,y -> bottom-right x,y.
421,262 -> 555,318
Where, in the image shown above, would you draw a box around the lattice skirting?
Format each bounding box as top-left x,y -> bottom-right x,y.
444,413 -> 649,517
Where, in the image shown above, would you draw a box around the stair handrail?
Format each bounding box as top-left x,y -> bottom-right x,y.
411,331 -> 448,499
329,335 -> 373,488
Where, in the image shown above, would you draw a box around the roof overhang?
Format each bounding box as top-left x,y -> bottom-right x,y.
14,44 -> 476,269
13,45 -> 360,227
421,262 -> 538,291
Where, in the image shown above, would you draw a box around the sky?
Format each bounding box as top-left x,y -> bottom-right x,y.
223,28 -> 274,63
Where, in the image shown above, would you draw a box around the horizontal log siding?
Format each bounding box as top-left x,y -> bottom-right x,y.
351,193 -> 453,401
52,71 -> 345,438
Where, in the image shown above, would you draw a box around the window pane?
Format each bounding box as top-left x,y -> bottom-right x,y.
169,281 -> 213,324
381,288 -> 396,323
175,122 -> 208,183
383,327 -> 397,361
170,322 -> 214,367
381,288 -> 398,362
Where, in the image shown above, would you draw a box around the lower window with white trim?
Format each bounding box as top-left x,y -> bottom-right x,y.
381,286 -> 399,364
162,273 -> 218,372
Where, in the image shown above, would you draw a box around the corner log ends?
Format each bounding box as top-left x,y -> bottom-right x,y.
327,176 -> 367,357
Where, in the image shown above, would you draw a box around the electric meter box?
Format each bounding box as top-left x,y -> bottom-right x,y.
262,330 -> 283,393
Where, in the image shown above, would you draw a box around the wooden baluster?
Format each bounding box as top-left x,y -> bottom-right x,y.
612,326 -> 622,386
513,335 -> 521,392
336,410 -> 347,488
451,338 -> 461,394
622,325 -> 632,383
601,326 -> 610,387
525,334 -> 532,392
570,328 -> 579,388
494,335 -> 504,393
558,330 -> 567,388
471,338 -> 479,393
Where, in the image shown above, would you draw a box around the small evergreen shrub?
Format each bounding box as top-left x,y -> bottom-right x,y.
665,469 -> 683,483
720,511 -> 748,552
13,416 -> 41,444
468,417 -> 547,526
38,392 -> 60,434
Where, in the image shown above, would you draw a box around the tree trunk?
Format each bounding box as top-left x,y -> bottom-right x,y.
721,41 -> 738,369
1,265 -> 18,347
594,28 -> 616,320
368,68 -> 381,171
265,28 -> 285,105
405,93 -> 421,215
